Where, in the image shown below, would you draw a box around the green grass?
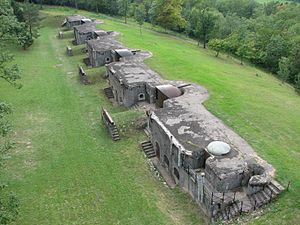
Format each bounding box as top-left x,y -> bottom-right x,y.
255,0 -> 288,3
1,6 -> 300,225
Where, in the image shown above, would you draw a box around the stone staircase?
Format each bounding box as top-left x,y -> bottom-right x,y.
248,179 -> 285,209
109,124 -> 120,141
214,201 -> 241,221
104,87 -> 114,99
101,108 -> 120,141
212,179 -> 284,222
83,57 -> 91,66
140,140 -> 156,158
130,104 -> 139,111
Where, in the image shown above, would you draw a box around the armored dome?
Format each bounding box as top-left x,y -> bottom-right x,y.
207,141 -> 231,156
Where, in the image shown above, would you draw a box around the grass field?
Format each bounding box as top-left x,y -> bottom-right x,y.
0,6 -> 299,225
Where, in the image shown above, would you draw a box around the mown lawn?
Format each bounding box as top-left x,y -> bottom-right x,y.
1,6 -> 299,225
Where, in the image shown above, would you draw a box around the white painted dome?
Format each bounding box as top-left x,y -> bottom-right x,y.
207,141 -> 231,156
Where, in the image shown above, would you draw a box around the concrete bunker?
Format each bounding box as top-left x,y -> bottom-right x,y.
62,15 -> 92,29
86,38 -> 124,67
144,82 -> 284,221
106,61 -> 163,107
73,23 -> 97,45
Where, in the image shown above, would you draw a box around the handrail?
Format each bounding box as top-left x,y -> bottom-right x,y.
102,108 -> 115,125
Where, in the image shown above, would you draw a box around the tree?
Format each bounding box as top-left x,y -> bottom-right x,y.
0,45 -> 20,225
216,0 -> 259,18
74,0 -> 78,9
0,51 -> 21,88
278,57 -> 292,83
135,3 -> 146,35
0,184 -> 19,225
217,13 -> 244,39
153,0 -> 186,32
263,35 -> 289,72
0,0 -> 22,41
13,1 -> 40,39
148,0 -> 158,25
0,1 -> 21,223
208,38 -> 224,57
295,73 -> 300,93
236,39 -> 256,65
192,7 -> 220,48
288,43 -> 300,84
263,1 -> 278,16
16,26 -> 34,50
117,0 -> 130,23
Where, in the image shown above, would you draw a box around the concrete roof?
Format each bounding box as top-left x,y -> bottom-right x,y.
151,83 -> 274,176
66,15 -> 86,22
87,38 -> 123,52
107,61 -> 164,87
74,23 -> 96,33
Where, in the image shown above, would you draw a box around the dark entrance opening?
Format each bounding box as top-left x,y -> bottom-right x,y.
155,142 -> 160,160
174,167 -> 180,181
164,155 -> 169,168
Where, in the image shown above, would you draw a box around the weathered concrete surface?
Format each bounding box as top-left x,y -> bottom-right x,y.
154,83 -> 274,176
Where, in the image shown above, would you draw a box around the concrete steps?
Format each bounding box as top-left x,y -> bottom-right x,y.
83,57 -> 91,66
110,124 -> 120,141
101,108 -> 120,141
249,179 -> 284,209
130,104 -> 139,111
213,179 -> 285,222
104,87 -> 114,99
215,201 -> 241,221
140,140 -> 156,158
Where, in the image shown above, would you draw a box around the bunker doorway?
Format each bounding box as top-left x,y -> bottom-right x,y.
174,167 -> 180,181
155,142 -> 160,160
164,155 -> 169,168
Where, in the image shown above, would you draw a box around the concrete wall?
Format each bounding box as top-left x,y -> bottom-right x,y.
90,50 -> 112,67
123,85 -> 147,107
87,44 -> 93,65
108,71 -> 124,105
108,73 -> 148,107
204,158 -> 250,192
147,117 -> 256,217
67,21 -> 81,29
74,31 -> 94,45
149,119 -> 189,187
148,118 -> 210,211
145,83 -> 157,104
107,70 -> 159,107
